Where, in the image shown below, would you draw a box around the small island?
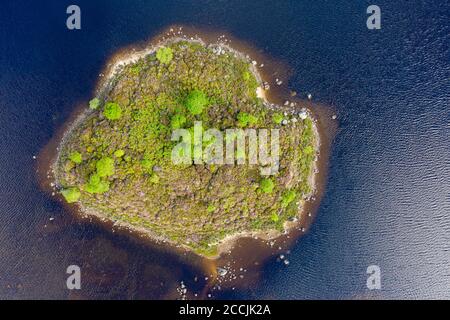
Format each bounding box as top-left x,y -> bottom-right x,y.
54,36 -> 318,258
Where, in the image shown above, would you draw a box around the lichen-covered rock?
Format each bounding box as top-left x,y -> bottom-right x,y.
55,39 -> 317,258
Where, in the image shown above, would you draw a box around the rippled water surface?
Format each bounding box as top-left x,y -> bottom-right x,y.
0,0 -> 448,299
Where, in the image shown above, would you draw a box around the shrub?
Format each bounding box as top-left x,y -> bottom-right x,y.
89,98 -> 100,110
85,174 -> 110,194
259,178 -> 274,193
272,113 -> 283,125
69,151 -> 82,164
186,90 -> 208,115
171,113 -> 187,129
103,102 -> 122,120
281,190 -> 296,208
156,47 -> 173,65
61,187 -> 81,203
96,157 -> 115,177
237,112 -> 258,127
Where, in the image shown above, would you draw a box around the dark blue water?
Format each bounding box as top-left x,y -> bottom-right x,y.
0,0 -> 448,299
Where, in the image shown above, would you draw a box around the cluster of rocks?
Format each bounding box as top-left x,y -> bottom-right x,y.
177,281 -> 188,300
279,254 -> 290,265
214,263 -> 248,284
211,46 -> 227,56
279,108 -> 310,127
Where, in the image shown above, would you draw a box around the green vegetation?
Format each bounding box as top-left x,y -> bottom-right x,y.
103,102 -> 122,120
170,113 -> 187,129
85,174 -> 110,194
89,98 -> 100,110
149,173 -> 160,184
272,113 -> 283,125
237,112 -> 258,127
56,39 -> 317,258
186,89 -> 209,115
114,149 -> 125,158
96,157 -> 115,177
156,47 -> 173,64
260,178 -> 275,193
281,190 -> 296,208
61,187 -> 81,203
140,159 -> 153,172
69,151 -> 82,164
271,212 -> 279,223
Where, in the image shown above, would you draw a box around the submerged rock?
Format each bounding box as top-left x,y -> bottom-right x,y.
217,267 -> 228,277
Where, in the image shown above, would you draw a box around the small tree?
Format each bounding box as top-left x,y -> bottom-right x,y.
156,47 -> 173,65
103,102 -> 122,120
89,98 -> 100,110
186,90 -> 209,115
